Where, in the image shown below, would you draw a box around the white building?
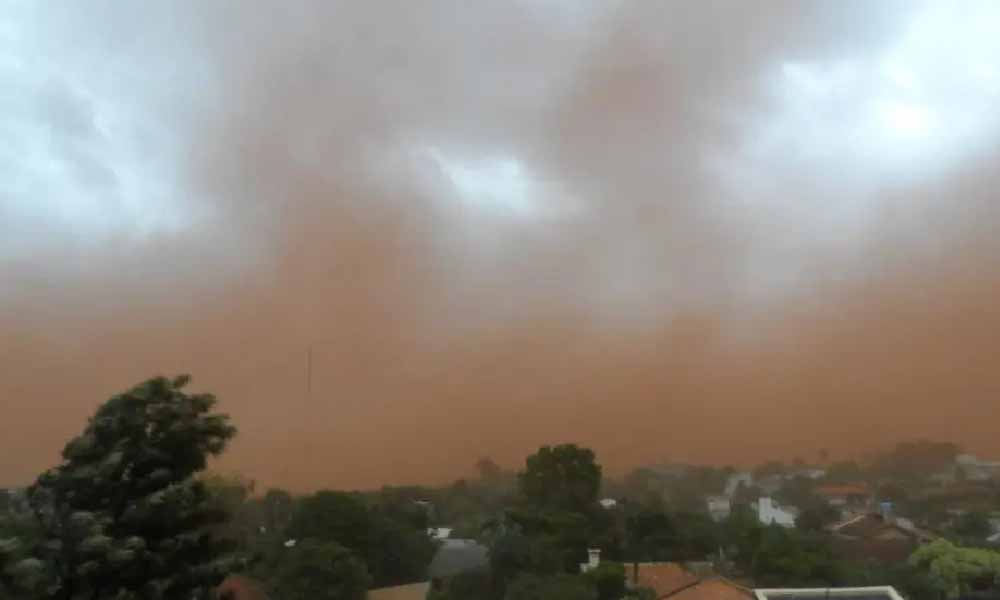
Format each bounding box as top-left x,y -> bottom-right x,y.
579,549 -> 601,573
757,497 -> 797,528
756,586 -> 905,600
955,454 -> 1000,481
428,527 -> 453,540
706,495 -> 732,521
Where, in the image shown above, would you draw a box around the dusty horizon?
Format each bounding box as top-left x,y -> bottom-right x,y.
4,1 -> 1000,492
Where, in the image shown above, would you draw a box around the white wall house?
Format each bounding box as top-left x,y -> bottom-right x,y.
707,495 -> 732,521
757,497 -> 796,528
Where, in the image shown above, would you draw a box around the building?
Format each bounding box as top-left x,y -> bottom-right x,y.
668,578 -> 753,600
756,586 -> 905,600
956,454 -> 1000,481
580,548 -> 603,573
828,512 -> 935,563
427,539 -> 489,591
757,497 -> 797,528
629,562 -> 752,600
630,563 -> 701,598
707,495 -> 732,521
427,527 -> 453,540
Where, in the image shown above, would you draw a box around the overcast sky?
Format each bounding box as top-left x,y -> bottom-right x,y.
3,1 -> 1000,490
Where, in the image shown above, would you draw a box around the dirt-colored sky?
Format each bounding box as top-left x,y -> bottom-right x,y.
3,1 -> 1000,491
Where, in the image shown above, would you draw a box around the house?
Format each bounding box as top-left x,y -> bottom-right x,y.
428,539 -> 489,591
580,548 -> 602,573
427,527 -> 453,540
828,512 -> 935,563
757,497 -> 797,528
956,454 -> 1000,481
667,578 -> 754,600
707,495 -> 732,521
755,586 -> 905,600
814,483 -> 872,507
630,562 -> 701,598
628,563 -> 752,600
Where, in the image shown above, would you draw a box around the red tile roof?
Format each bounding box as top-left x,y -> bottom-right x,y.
632,563 -> 701,599
664,578 -> 754,600
218,575 -> 270,600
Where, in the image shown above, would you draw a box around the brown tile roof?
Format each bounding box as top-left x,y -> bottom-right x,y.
631,563 -> 701,599
664,578 -> 754,600
832,513 -> 936,542
828,512 -> 936,563
218,575 -> 270,600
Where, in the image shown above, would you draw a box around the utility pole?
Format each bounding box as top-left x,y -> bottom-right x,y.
306,345 -> 313,402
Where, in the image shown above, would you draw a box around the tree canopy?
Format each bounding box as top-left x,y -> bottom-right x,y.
265,539 -> 369,600
909,539 -> 1000,598
283,488 -> 435,587
519,445 -> 601,514
3,375 -> 238,600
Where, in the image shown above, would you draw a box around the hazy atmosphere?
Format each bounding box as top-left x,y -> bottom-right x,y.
4,0 -> 1000,491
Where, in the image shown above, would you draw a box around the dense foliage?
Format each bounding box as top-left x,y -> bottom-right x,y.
263,539 -> 369,600
2,375 -> 237,600
519,445 -> 602,514
910,539 -> 1000,598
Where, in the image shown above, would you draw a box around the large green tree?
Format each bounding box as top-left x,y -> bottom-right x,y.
519,445 -> 601,514
952,511 -> 992,540
584,562 -> 626,600
259,488 -> 295,535
286,489 -> 434,587
625,510 -> 677,563
265,539 -> 369,600
287,491 -> 372,553
3,375 -> 238,600
909,539 -> 1000,598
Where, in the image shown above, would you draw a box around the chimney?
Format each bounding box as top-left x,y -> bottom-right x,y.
588,548 -> 601,570
880,501 -> 893,521
759,497 -> 773,523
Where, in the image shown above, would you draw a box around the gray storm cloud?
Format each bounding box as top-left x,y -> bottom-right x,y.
3,1 -> 1000,489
